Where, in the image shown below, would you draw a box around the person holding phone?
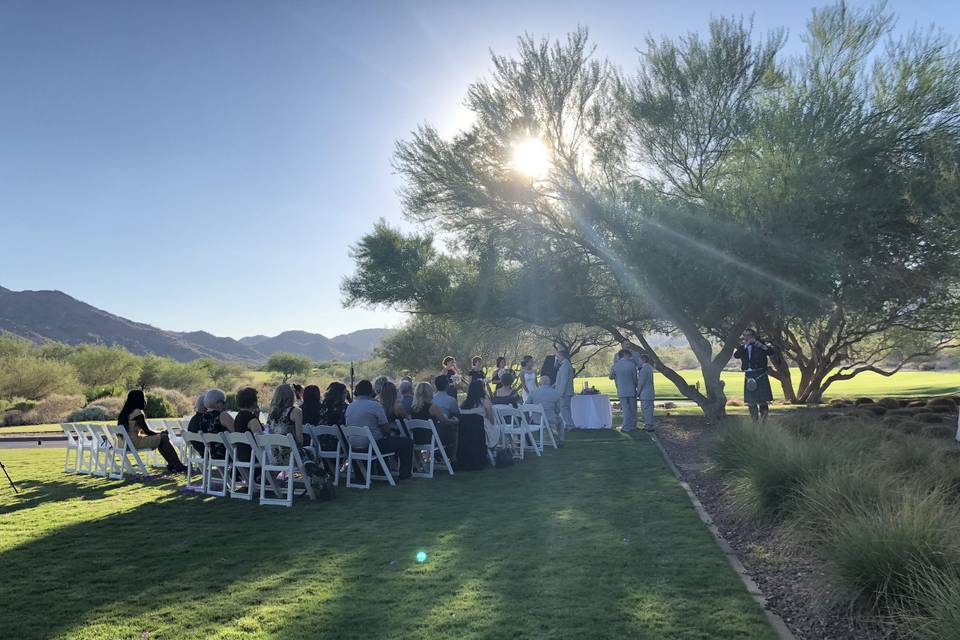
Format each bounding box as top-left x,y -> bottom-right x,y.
733,329 -> 775,422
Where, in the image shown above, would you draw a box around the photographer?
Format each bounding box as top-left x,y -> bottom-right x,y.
733,329 -> 775,423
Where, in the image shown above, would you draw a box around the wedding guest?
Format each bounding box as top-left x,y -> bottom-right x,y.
460,379 -> 500,449
379,380 -> 407,436
373,375 -> 390,398
292,383 -> 305,406
638,353 -> 656,432
529,375 -> 562,430
398,378 -> 415,415
232,386 -> 263,462
610,350 -> 639,432
266,384 -> 303,465
554,350 -> 574,441
491,356 -> 509,389
320,382 -> 351,426
118,389 -> 186,473
345,380 -> 413,479
491,370 -> 521,408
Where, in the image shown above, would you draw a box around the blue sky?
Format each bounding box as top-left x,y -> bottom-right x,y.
1,1 -> 957,338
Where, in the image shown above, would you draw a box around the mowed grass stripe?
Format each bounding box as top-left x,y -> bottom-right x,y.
0,431 -> 775,640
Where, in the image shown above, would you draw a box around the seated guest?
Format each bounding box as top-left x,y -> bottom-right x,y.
529,375 -> 562,430
320,382 -> 351,426
345,380 -> 413,480
398,378 -> 415,415
301,384 -> 324,426
491,371 -> 521,407
186,393 -> 206,454
460,379 -> 500,450
409,381 -> 458,457
198,388 -> 235,458
292,383 -> 305,406
232,386 -> 263,462
432,375 -> 461,460
266,384 -> 304,465
373,375 -> 390,398
118,389 -> 186,473
379,380 -> 407,436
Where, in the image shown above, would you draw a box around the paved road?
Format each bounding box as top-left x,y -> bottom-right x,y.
0,439 -> 66,449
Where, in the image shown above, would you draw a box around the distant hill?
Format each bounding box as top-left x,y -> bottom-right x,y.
0,286 -> 391,364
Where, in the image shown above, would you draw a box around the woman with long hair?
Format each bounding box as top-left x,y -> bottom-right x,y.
232,387 -> 263,462
460,378 -> 500,449
321,381 -> 351,426
520,355 -> 538,403
118,389 -> 186,473
491,370 -> 521,408
301,384 -> 323,426
266,384 -> 303,460
378,380 -> 405,437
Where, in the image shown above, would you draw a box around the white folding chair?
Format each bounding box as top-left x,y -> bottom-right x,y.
202,432 -> 231,497
304,425 -> 346,486
254,433 -> 315,506
495,406 -> 540,459
162,420 -> 187,461
342,426 -> 397,489
181,430 -> 207,492
88,424 -> 117,477
103,425 -> 151,479
60,423 -> 81,473
223,431 -> 269,501
520,403 -> 558,451
73,423 -> 98,475
404,419 -> 454,478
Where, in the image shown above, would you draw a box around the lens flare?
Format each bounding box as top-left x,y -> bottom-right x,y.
416,551 -> 428,563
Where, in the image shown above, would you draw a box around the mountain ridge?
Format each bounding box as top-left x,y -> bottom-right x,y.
0,286 -> 390,364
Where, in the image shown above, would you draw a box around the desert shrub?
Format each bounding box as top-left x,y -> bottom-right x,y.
899,420 -> 925,435
895,567 -> 960,640
2,410 -> 26,426
854,397 -> 875,405
829,398 -> 852,407
148,388 -> 192,416
866,405 -> 887,416
798,463 -> 898,536
0,355 -> 83,400
25,394 -> 85,424
66,406 -> 113,422
882,416 -> 903,429
144,394 -> 175,419
712,420 -> 837,521
910,407 -> 933,416
888,408 -> 915,417
930,404 -> 958,415
87,396 -> 123,419
928,397 -> 958,410
877,398 -> 900,410
921,425 -> 954,440
917,413 -> 944,424
68,344 -> 141,389
821,488 -> 960,612
877,435 -> 939,473
11,400 -> 37,413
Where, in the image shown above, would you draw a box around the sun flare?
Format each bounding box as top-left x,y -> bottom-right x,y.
511,137 -> 550,179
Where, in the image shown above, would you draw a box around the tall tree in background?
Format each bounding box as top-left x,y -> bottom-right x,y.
738,3 -> 960,401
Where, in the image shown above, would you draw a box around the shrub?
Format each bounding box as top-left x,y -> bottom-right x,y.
895,567 -> 960,640
25,394 -> 85,424
85,385 -> 124,403
144,394 -> 175,419
877,397 -> 900,410
0,355 -> 82,400
66,406 -> 113,422
225,392 -> 238,412
928,397 -> 958,410
866,405 -> 887,416
2,410 -> 26,426
930,404 -> 958,415
917,413 -> 944,424
899,420 -> 925,435
888,408 -> 915,417
821,488 -> 960,612
881,416 -> 903,429
88,396 -> 123,419
910,407 -> 933,416
877,435 -> 939,473
854,397 -> 875,405
11,400 -> 37,413
798,463 -> 898,536
921,425 -> 954,440
148,388 -> 192,416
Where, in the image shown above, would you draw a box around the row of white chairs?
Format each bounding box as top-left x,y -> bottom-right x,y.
57,402 -> 562,506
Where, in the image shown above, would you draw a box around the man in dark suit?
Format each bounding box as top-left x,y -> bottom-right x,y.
733,328 -> 775,422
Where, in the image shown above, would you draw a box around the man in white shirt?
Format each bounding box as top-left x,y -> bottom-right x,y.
529,375 -> 562,431
637,353 -> 656,432
610,350 -> 639,431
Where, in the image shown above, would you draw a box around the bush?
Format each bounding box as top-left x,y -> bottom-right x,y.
88,396 -> 123,419
899,420 -> 925,435
798,463 -> 898,536
25,394 -> 85,424
921,425 -> 954,440
144,394 -> 175,419
85,385 -> 124,403
928,397 -> 957,410
895,567 -> 960,640
11,400 -> 37,413
0,355 -> 82,400
888,408 -> 914,417
2,410 -> 26,426
821,488 -> 960,612
854,397 -> 875,405
877,434 -> 939,473
877,397 -> 901,410
917,413 -> 944,424
66,406 -> 113,422
148,388 -> 192,416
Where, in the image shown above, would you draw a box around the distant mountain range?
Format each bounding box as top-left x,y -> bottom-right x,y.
0,286 -> 391,364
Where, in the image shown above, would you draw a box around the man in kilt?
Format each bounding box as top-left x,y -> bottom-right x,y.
733,329 -> 775,422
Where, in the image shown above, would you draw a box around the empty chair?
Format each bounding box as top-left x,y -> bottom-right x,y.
73,423 -> 99,475
60,423 -> 81,473
303,425 -> 346,486
342,426 -> 397,489
520,403 -> 557,451
254,432 -> 315,506
404,419 -> 454,478
495,406 -> 540,459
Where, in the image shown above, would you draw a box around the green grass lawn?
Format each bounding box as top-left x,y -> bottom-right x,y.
578,368 -> 960,401
0,431 -> 775,640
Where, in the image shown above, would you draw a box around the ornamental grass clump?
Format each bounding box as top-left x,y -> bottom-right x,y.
819,487 -> 960,613
895,567 -> 960,640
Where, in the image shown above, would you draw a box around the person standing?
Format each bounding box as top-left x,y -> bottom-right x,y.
610,350 -> 639,432
733,329 -> 775,422
519,355 -> 538,403
637,353 -> 656,432
554,349 -> 574,441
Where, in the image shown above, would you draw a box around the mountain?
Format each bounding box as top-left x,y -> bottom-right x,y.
0,286 -> 390,363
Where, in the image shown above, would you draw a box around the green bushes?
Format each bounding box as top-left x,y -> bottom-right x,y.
710,415 -> 960,629
144,394 -> 175,419
25,394 -> 85,424
66,406 -> 113,422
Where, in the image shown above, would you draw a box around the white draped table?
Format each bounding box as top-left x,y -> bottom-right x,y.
570,394 -> 613,429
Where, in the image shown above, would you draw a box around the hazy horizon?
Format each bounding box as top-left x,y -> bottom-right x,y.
3,0 -> 957,338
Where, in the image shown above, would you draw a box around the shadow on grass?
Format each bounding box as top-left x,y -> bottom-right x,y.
0,431 -> 776,640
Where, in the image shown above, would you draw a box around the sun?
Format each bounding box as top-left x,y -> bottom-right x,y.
511,137 -> 550,179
